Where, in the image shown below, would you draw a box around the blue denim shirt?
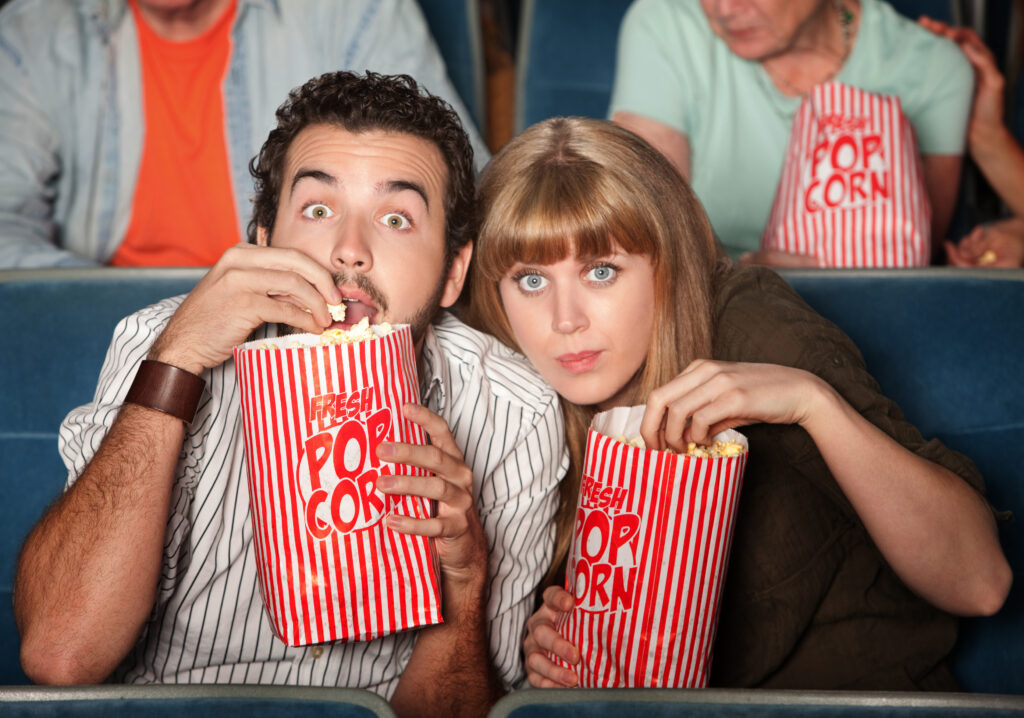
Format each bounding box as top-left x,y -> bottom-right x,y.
0,0 -> 488,267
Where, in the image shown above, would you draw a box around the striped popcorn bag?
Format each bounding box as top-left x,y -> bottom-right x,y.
552,406 -> 747,687
234,324 -> 442,646
761,82 -> 930,267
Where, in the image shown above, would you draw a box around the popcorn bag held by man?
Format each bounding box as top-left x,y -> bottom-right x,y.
234,319 -> 442,646
552,405 -> 747,687
761,82 -> 930,267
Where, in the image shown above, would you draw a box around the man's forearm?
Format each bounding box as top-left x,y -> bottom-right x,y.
390,578 -> 503,718
15,404 -> 183,684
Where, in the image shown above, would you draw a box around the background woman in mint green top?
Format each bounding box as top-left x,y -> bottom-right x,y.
609,0 -> 973,262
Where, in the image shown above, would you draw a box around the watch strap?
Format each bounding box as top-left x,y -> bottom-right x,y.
125,360 -> 205,424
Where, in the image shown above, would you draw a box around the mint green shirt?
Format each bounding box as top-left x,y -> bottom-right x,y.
609,0 -> 973,258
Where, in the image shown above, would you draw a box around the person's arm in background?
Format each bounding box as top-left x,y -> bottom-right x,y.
920,19 -> 1024,216
613,111 -> 692,180
922,154 -> 964,254
0,10 -> 96,268
608,0 -> 696,182
919,17 -> 1024,266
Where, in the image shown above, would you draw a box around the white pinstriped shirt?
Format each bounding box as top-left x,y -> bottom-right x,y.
58,297 -> 567,696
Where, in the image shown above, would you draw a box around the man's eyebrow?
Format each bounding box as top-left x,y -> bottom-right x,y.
290,169 -> 336,196
381,180 -> 430,210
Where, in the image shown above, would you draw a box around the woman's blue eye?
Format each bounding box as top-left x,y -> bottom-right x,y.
517,274 -> 548,292
302,204 -> 333,220
586,265 -> 617,282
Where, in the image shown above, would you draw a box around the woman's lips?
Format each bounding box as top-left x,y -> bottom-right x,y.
557,351 -> 601,374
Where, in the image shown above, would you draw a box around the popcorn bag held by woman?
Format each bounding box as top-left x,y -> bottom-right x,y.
234,321 -> 442,646
761,82 -> 930,267
552,405 -> 747,687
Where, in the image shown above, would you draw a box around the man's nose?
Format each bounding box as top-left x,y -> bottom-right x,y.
552,289 -> 589,334
331,220 -> 373,271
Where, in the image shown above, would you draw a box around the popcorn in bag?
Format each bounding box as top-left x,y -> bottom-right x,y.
234,323 -> 442,646
761,82 -> 930,267
552,406 -> 747,687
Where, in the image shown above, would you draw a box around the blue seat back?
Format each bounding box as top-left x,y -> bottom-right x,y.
0,268 -> 203,684
416,0 -> 486,131
779,268 -> 1024,695
515,0 -> 631,132
490,687 -> 1024,717
0,685 -> 395,717
1,268 -> 1021,693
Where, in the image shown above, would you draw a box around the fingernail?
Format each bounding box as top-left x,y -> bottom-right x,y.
376,475 -> 395,490
377,443 -> 396,460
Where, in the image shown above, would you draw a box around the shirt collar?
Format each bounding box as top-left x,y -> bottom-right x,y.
418,323 -> 448,415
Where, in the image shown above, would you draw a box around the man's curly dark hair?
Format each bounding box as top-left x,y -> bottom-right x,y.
248,71 -> 475,262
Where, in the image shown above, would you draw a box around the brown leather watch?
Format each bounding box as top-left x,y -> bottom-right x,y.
125,360 -> 205,424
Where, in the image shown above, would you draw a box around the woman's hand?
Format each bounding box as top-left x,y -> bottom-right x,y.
640,360 -> 825,452
523,586 -> 580,688
946,219 -> 1024,268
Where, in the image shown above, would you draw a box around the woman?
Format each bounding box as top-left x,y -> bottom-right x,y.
466,117 -> 1010,689
610,0 -> 972,262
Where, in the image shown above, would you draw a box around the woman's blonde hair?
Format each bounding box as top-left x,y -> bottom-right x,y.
465,117 -> 730,587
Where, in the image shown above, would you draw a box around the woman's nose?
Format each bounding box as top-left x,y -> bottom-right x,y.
552,290 -> 589,334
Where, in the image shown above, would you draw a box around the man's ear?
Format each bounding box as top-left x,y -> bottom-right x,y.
439,241 -> 473,308
256,226 -> 270,247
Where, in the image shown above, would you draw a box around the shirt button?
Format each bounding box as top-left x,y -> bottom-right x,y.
311,646 -> 324,659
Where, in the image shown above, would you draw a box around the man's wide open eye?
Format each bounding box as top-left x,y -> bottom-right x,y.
381,212 -> 411,229
301,203 -> 334,220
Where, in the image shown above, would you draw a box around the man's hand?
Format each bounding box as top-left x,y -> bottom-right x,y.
523,586 -> 580,688
150,243 -> 342,374
376,402 -> 488,591
379,403 -> 498,718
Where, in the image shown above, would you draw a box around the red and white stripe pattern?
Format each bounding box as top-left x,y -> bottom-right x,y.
762,82 -> 930,267
233,325 -> 442,646
553,428 -> 746,687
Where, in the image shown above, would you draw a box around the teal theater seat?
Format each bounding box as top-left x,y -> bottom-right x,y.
490,688 -> 1024,717
0,268 -> 203,684
1,268 -> 1021,696
417,0 -> 486,132
0,685 -> 395,718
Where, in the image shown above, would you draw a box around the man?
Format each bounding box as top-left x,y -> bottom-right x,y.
14,72 -> 565,718
0,0 -> 488,268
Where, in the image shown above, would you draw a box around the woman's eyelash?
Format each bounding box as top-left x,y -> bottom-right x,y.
510,268 -> 540,282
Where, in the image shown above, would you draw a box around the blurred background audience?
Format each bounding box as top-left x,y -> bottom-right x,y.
0,0 -> 487,268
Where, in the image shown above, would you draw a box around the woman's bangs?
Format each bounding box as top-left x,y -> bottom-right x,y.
479,165 -> 655,278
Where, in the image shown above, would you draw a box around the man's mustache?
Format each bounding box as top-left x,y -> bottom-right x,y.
332,271 -> 388,312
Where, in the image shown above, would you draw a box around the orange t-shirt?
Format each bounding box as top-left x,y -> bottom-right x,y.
112,0 -> 240,267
